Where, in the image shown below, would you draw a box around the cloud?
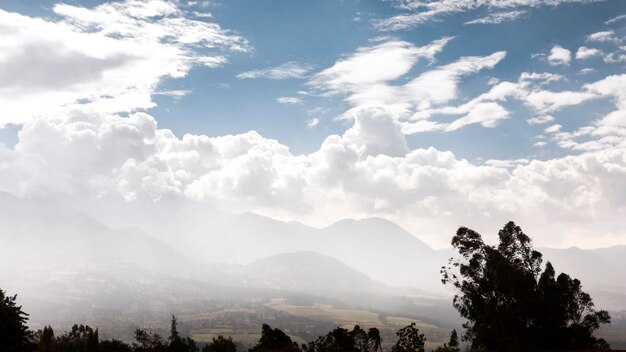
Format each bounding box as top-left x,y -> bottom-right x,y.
464,10 -> 526,25
4,106 -> 626,249
527,115 -> 555,125
579,68 -> 596,75
548,45 -> 571,66
0,1 -> 249,126
309,37 -> 507,134
237,62 -> 313,79
276,97 -> 303,105
374,0 -> 593,31
307,118 -> 320,128
576,46 -> 602,60
309,37 -> 454,95
586,30 -> 620,43
606,14 -> 626,25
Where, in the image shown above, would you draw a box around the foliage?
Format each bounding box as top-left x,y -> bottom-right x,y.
442,221 -> 611,351
202,335 -> 237,352
390,323 -> 425,352
54,324 -> 100,352
433,330 -> 459,352
302,325 -> 381,352
0,289 -> 34,352
167,315 -> 199,352
249,324 -> 301,352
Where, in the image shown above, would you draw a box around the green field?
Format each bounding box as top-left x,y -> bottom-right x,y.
181,298 -> 452,349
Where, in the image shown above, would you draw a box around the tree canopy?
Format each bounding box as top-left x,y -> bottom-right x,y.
0,289 -> 34,352
442,221 -> 611,351
302,325 -> 382,352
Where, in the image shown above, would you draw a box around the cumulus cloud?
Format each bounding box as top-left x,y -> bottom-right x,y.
0,1 -> 248,126
374,0 -> 592,30
548,45 -> 572,66
237,62 -> 313,80
576,46 -> 602,60
4,105 -> 626,249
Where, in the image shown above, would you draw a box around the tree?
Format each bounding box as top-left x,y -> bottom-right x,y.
442,221 -> 611,351
433,330 -> 459,352
302,325 -> 381,352
134,329 -> 167,352
202,335 -> 237,352
167,315 -> 199,352
55,324 -> 100,352
250,324 -> 300,352
390,323 -> 425,352
0,289 -> 34,352
39,326 -> 55,352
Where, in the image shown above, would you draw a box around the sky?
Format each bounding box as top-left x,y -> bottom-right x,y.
0,0 -> 625,249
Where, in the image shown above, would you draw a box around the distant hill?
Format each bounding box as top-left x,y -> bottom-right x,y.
245,251 -> 379,293
0,191 -> 191,274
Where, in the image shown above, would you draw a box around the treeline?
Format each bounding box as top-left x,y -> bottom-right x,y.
0,292 -> 460,352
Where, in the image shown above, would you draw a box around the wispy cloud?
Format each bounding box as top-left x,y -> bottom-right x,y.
237,62 -> 313,80
606,14 -> 626,25
586,30 -> 621,43
374,0 -> 594,31
276,96 -> 303,105
464,10 -> 526,25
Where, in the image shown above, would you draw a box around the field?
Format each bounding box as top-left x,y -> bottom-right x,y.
181,298 -> 452,349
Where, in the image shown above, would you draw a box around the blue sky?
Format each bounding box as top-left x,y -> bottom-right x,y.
1,0 -> 626,248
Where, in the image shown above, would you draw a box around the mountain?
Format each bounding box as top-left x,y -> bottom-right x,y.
0,192 -> 192,274
245,251 -> 379,293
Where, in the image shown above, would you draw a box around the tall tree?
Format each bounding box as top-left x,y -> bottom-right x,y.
442,221 -> 611,351
0,289 -> 34,352
249,324 -> 300,352
390,323 -> 425,352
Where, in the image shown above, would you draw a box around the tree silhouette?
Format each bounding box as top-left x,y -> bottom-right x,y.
390,323 -> 425,352
202,335 -> 237,352
38,325 -> 55,352
54,324 -> 100,352
433,330 -> 459,352
0,289 -> 34,352
134,329 -> 167,352
441,221 -> 611,351
249,324 -> 300,352
302,325 -> 381,352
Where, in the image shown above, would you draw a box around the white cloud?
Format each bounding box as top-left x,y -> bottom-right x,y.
576,46 -> 602,60
606,14 -> 626,25
4,106 -> 626,249
445,102 -> 510,131
586,30 -> 620,43
276,97 -> 303,105
579,68 -> 596,75
0,1 -> 249,126
464,10 -> 526,25
307,118 -> 320,128
375,0 -> 592,30
309,37 -> 454,95
309,37 -> 507,134
237,62 -> 313,80
548,45 -> 571,66
527,115 -> 555,125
